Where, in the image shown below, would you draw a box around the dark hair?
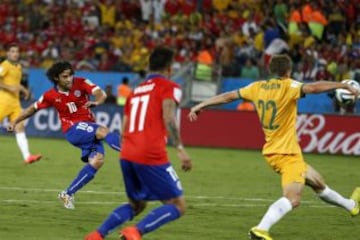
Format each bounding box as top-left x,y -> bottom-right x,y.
268,54 -> 292,77
122,77 -> 129,84
46,61 -> 74,84
149,47 -> 174,71
6,42 -> 20,51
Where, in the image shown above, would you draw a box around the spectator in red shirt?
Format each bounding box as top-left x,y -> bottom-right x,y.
97,52 -> 113,71
164,0 -> 182,16
182,0 -> 196,16
315,59 -> 334,81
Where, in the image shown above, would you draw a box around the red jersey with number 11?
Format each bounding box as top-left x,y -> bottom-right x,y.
121,75 -> 182,165
34,77 -> 99,132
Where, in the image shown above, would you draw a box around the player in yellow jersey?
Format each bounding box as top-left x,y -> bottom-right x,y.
188,54 -> 360,240
0,43 -> 41,164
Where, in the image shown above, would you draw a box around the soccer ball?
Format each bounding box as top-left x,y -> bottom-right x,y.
335,79 -> 360,105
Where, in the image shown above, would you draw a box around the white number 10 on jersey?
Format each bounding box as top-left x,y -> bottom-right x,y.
66,102 -> 78,113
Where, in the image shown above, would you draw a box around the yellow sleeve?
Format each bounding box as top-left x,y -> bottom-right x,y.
0,62 -> 9,78
239,82 -> 256,101
287,80 -> 303,100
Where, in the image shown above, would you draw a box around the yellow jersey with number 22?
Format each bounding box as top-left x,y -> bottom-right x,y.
239,78 -> 304,155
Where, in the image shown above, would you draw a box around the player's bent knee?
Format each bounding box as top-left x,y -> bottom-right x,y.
285,195 -> 301,208
291,199 -> 301,208
88,153 -> 104,169
306,178 -> 326,193
175,202 -> 187,216
129,200 -> 147,215
95,126 -> 110,140
163,197 -> 187,216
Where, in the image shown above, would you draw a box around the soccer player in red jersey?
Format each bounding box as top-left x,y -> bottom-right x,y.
85,47 -> 192,240
7,61 -> 121,210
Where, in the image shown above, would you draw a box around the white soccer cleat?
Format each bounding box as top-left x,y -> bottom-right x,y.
58,191 -> 75,210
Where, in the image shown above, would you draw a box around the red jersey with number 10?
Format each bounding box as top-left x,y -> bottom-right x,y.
34,77 -> 99,132
121,75 -> 182,165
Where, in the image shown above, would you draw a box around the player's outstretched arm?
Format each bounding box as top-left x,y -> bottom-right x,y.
188,90 -> 239,121
7,104 -> 37,132
302,81 -> 359,95
163,98 -> 192,171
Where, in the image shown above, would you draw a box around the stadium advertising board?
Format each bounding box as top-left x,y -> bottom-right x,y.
181,109 -> 360,156
1,106 -> 359,155
0,104 -> 123,138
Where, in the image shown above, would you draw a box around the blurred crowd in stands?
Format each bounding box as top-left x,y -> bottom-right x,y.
1,0 -> 360,82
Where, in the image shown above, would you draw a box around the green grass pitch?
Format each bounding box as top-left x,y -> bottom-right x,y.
0,135 -> 359,239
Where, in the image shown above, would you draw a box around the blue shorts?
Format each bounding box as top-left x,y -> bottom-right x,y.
65,122 -> 104,162
120,159 -> 183,201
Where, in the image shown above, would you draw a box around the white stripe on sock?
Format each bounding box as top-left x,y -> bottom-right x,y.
68,174 -> 88,193
145,212 -> 171,229
111,144 -> 121,151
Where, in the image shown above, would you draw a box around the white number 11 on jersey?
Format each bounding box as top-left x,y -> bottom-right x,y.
129,95 -> 150,132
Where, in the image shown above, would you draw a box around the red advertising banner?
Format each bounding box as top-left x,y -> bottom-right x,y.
180,109 -> 360,155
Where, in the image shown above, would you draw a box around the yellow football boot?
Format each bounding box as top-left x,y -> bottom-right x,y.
350,187 -> 360,216
248,227 -> 273,240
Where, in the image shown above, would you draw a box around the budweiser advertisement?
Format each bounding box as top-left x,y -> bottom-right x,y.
181,109 -> 360,156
